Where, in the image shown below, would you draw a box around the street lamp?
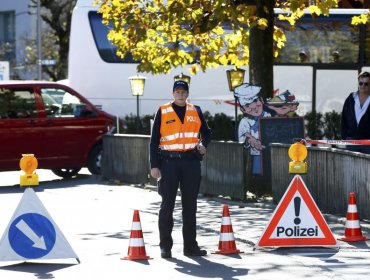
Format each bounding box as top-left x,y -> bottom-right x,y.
226,68 -> 245,141
36,0 -> 42,80
174,73 -> 191,86
129,75 -> 146,133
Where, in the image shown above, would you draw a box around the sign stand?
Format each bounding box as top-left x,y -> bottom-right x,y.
255,175 -> 337,249
0,188 -> 79,264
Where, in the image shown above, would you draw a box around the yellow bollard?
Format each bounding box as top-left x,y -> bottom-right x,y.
288,142 -> 307,174
19,154 -> 39,187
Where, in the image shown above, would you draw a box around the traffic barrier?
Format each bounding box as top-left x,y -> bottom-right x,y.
213,204 -> 243,254
122,210 -> 151,260
299,139 -> 370,146
338,192 -> 369,242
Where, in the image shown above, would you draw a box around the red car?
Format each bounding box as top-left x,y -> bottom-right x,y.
0,81 -> 115,178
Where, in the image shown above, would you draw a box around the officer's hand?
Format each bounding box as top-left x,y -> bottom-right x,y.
151,168 -> 161,179
197,144 -> 206,155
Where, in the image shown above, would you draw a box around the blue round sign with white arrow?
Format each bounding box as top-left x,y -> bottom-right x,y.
8,213 -> 56,259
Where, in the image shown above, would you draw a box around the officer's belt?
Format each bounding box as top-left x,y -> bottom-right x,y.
160,150 -> 196,159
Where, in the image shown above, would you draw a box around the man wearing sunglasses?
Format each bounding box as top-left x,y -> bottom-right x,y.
341,71 -> 370,153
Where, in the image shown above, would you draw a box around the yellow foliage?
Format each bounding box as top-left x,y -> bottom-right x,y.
257,18 -> 268,29
307,5 -> 322,16
219,55 -> 229,66
352,14 -> 370,25
189,65 -> 198,75
96,0 -> 360,75
273,27 -> 286,49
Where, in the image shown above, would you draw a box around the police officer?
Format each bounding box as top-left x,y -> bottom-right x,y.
150,80 -> 211,258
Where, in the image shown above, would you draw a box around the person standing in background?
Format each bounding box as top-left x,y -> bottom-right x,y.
341,71 -> 370,154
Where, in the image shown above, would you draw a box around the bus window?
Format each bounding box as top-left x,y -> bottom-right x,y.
275,14 -> 360,64
88,11 -> 212,65
88,11 -> 136,63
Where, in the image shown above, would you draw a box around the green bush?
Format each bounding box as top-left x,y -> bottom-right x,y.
119,114 -> 154,135
141,114 -> 156,135
323,110 -> 341,140
203,111 -> 235,141
304,110 -> 342,140
304,111 -> 324,140
120,110 -> 342,141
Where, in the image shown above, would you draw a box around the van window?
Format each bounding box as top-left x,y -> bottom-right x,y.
41,88 -> 93,118
0,88 -> 37,119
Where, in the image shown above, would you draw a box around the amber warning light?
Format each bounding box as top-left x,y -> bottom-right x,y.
19,154 -> 39,187
288,142 -> 307,174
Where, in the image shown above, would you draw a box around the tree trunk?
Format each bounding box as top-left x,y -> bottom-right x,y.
249,0 -> 274,99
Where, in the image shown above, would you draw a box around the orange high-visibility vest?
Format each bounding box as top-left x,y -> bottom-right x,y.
159,102 -> 201,151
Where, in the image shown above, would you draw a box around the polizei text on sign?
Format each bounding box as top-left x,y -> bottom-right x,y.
276,226 -> 319,237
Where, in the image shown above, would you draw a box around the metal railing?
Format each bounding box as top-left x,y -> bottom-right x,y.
101,135 -> 370,217
101,135 -> 249,200
271,143 -> 370,220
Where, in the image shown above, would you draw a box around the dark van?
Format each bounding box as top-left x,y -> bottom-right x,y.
0,81 -> 115,178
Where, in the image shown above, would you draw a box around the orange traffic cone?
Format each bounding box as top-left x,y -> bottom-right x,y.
213,204 -> 243,254
122,210 -> 152,260
338,192 -> 369,242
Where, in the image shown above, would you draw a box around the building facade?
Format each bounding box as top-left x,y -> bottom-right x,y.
0,0 -> 38,79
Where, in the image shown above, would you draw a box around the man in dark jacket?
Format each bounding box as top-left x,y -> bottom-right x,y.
341,71 -> 370,153
149,80 -> 211,259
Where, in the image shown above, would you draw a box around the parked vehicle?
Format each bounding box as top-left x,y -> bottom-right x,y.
0,81 -> 115,178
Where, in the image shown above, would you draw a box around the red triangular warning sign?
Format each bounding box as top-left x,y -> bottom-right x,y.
256,175 -> 337,248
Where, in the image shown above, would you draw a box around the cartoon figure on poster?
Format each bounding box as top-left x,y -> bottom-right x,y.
266,90 -> 299,117
234,85 -> 300,176
234,83 -> 271,176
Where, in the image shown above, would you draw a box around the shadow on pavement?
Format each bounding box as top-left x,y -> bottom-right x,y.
339,240 -> 370,250
0,262 -> 77,279
0,174 -> 111,194
167,256 -> 248,279
266,246 -> 339,259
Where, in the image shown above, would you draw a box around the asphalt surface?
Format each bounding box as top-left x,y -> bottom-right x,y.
0,169 -> 370,280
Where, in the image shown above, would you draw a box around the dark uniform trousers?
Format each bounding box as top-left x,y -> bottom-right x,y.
158,155 -> 201,251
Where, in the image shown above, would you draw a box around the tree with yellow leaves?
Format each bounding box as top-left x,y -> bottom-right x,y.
95,0 -> 367,98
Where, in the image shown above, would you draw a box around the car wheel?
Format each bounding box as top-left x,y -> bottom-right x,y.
51,168 -> 81,178
87,144 -> 102,175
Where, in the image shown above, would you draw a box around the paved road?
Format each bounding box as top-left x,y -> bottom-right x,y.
0,169 -> 370,279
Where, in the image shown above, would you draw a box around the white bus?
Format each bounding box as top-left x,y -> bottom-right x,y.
68,0 -> 370,118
